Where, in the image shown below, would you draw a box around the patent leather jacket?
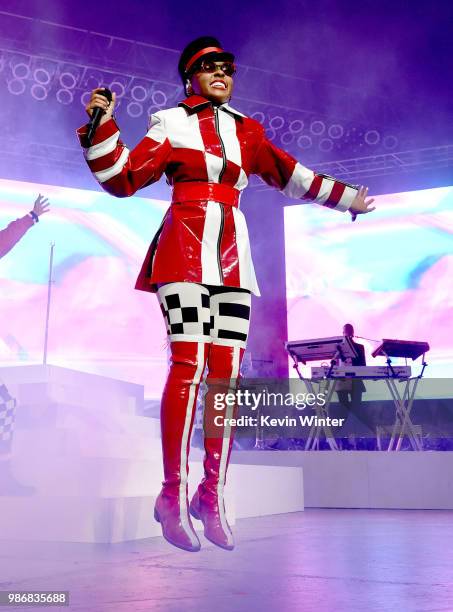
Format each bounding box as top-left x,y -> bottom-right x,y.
77,95 -> 358,295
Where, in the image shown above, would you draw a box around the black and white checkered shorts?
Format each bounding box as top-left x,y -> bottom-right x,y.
0,383 -> 16,454
157,282 -> 251,348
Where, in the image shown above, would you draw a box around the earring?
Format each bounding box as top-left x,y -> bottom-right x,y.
186,80 -> 193,95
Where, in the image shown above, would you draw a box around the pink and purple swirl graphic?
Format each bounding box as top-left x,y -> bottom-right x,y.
1,179 -> 451,397
285,186 -> 453,376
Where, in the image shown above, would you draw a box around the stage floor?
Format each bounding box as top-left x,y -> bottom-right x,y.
1,508 -> 453,612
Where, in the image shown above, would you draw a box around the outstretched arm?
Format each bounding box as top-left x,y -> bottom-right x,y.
252,132 -> 375,217
0,194 -> 50,259
76,88 -> 172,198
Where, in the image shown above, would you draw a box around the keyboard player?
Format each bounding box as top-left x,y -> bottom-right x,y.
333,323 -> 376,445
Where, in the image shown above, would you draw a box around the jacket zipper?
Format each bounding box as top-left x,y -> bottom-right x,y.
213,106 -> 226,282
213,106 -> 227,183
216,204 -> 225,283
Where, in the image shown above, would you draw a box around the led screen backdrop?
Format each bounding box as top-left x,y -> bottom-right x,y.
0,178 -> 169,398
284,186 -> 453,378
1,179 -> 452,399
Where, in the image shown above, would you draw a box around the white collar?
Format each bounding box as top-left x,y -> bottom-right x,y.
219,102 -> 247,118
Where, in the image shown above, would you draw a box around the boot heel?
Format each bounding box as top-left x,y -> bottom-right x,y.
190,504 -> 200,520
154,507 -> 161,523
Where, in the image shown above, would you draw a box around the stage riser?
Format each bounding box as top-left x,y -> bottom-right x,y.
302,452 -> 453,510
0,462 -> 303,543
232,450 -> 453,510
13,422 -> 161,462
0,364 -> 144,397
0,365 -> 303,543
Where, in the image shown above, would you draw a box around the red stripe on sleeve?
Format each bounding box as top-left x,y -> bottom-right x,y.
323,181 -> 346,208
100,136 -> 172,197
76,118 -> 120,148
87,143 -> 127,173
303,174 -> 323,201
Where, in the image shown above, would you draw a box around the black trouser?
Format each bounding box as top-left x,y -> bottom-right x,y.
333,382 -> 376,437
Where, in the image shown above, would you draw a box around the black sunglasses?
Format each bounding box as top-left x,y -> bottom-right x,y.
194,59 -> 236,77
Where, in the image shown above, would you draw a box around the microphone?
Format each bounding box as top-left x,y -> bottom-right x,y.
86,88 -> 112,146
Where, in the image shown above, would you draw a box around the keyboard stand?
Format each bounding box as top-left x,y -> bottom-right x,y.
291,356 -> 339,451
385,377 -> 422,451
383,354 -> 426,451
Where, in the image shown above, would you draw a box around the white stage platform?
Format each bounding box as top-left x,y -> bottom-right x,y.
3,363 -> 450,545
0,365 -> 304,543
231,450 -> 453,510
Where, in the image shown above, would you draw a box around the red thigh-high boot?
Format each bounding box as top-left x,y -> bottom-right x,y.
190,344 -> 244,550
154,341 -> 208,552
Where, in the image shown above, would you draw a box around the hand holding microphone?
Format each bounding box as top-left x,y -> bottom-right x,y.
85,88 -> 116,145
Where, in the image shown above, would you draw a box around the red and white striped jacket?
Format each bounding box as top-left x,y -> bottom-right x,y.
77,95 -> 358,296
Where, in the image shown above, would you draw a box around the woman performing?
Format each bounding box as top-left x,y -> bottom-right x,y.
77,36 -> 375,552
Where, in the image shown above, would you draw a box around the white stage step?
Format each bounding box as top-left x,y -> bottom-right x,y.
12,419 -> 161,461
0,495 -> 161,543
0,364 -> 144,417
0,365 -> 303,543
0,459 -> 303,543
